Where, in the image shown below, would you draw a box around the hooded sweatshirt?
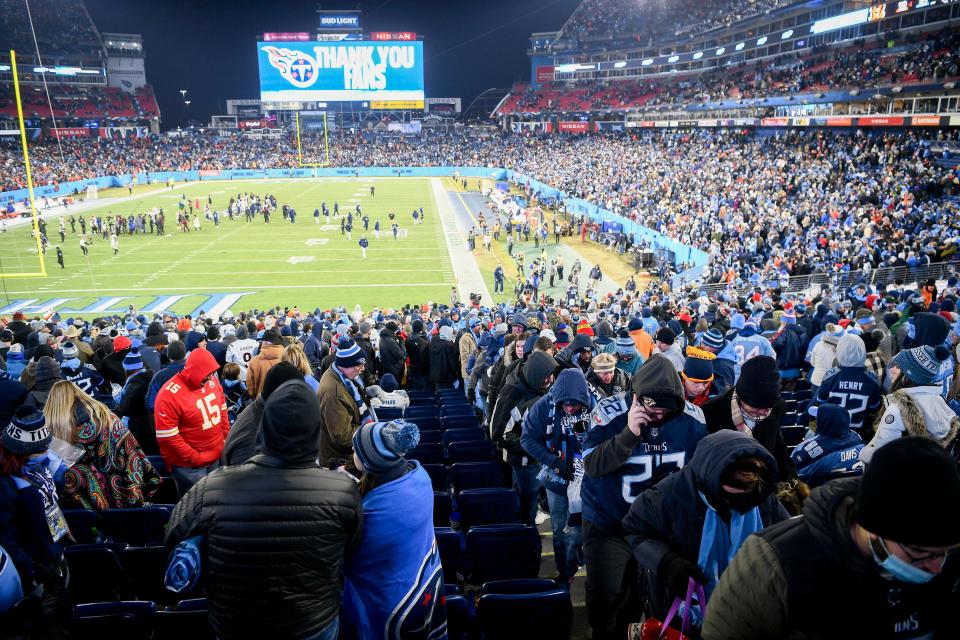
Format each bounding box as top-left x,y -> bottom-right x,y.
154,348 -> 229,469
557,333 -> 597,374
490,350 -> 559,467
812,334 -> 884,432
521,368 -> 595,493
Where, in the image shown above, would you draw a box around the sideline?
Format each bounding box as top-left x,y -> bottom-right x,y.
430,178 -> 493,305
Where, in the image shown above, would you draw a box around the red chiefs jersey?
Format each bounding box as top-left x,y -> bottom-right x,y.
154,348 -> 229,469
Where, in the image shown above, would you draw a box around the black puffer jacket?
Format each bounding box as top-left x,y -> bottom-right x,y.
165,381 -> 363,640
428,336 -> 460,385
378,327 -> 406,381
490,351 -> 559,466
405,333 -> 430,378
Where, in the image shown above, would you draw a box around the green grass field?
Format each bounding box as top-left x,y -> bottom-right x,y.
0,178 -> 457,316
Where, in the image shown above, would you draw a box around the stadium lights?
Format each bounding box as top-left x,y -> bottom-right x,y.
0,64 -> 9,71
757,37 -> 767,46
614,61 -> 627,68
693,52 -> 703,60
735,43 -> 745,51
945,82 -> 956,89
641,59 -> 653,65
668,55 -> 679,63
782,30 -> 794,39
716,47 -> 725,55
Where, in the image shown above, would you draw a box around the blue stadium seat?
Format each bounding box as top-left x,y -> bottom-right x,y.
442,428 -> 486,448
476,589 -> 572,638
121,545 -> 180,604
100,506 -> 172,546
441,406 -> 476,419
464,524 -> 541,585
457,489 -> 520,531
153,599 -> 214,640
411,417 -> 442,432
434,527 -> 462,584
422,463 -> 449,492
407,390 -> 437,400
450,462 -> 507,494
445,594 -> 472,640
63,508 -> 100,544
375,407 -> 404,421
444,415 -> 481,430
781,426 -> 807,447
418,430 -> 443,445
408,443 -> 445,465
434,491 -> 453,527
147,455 -> 169,477
152,478 -> 181,506
794,389 -> 812,402
72,601 -> 156,636
65,545 -> 126,603
446,440 -> 496,464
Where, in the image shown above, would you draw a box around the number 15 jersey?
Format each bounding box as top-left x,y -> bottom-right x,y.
581,391 -> 708,534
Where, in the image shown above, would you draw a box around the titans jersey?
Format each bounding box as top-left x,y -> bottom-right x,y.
61,364 -> 104,397
729,334 -> 776,379
581,392 -> 707,532
813,367 -> 883,432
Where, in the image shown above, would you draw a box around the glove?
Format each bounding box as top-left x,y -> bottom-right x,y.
467,388 -> 477,403
659,552 -> 706,600
554,458 -> 575,482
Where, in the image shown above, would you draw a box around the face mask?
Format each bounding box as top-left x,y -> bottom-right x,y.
740,414 -> 757,430
722,490 -> 761,514
870,537 -> 936,584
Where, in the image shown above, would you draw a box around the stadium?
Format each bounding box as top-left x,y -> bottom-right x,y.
0,0 -> 959,638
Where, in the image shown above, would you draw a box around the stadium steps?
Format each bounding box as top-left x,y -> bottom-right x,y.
538,511 -> 590,639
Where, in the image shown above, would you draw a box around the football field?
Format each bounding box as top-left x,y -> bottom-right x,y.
0,178 -> 458,317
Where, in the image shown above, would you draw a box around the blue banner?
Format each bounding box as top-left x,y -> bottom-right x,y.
257,41 -> 424,102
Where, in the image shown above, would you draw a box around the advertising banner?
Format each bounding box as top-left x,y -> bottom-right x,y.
826,117 -> 853,126
370,32 -> 416,41
536,65 -> 555,83
557,121 -> 589,133
858,116 -> 905,126
258,40 -> 424,102
263,32 -> 310,42
51,127 -> 91,139
910,115 -> 942,126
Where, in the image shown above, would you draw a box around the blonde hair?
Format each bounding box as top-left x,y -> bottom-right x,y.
43,380 -> 114,443
281,343 -> 312,378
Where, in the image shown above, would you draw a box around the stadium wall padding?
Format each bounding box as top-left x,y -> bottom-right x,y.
2,166 -> 707,268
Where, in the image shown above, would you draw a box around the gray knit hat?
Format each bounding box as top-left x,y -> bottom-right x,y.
352,420 -> 420,474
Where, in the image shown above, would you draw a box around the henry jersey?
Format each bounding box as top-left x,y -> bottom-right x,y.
813,367 -> 883,433
61,363 -> 105,398
581,391 -> 708,532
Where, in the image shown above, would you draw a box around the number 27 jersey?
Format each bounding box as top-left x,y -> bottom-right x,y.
581,392 -> 708,532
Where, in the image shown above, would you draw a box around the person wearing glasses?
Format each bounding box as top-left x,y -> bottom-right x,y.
703,437 -> 960,639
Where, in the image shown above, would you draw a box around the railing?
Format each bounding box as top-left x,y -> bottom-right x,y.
681,261 -> 959,298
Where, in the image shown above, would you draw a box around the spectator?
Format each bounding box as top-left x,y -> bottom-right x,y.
810,325 -> 843,396
226,324 -> 259,383
343,420 -> 446,639
698,329 -> 738,398
428,325 -> 460,391
404,319 -> 430,390
521,368 -> 594,584
21,356 -> 62,410
654,327 -> 684,373
165,380 -> 362,640
146,339 -> 186,411
378,320 -> 406,383
221,362 -> 302,467
490,350 -> 559,525
623,430 -> 788,627
581,354 -> 707,640
114,348 -> 157,455
246,330 -> 285,399
704,437 -> 960,639
318,338 -> 371,472
365,373 -> 410,412
154,348 -> 229,496
681,346 -> 716,406
281,343 -> 320,393
810,334 -> 884,437
860,345 -> 958,464
3,344 -> 26,382
43,380 -> 160,509
791,402 -> 864,485
585,352 -> 628,401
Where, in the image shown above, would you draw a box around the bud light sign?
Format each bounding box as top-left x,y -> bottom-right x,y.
258,41 -> 424,102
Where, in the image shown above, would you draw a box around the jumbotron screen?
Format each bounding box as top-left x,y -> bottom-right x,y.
257,40 -> 424,103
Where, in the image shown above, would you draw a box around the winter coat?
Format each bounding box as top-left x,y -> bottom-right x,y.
355,336 -> 377,386
378,328 -> 406,382
428,337 -> 460,385
585,367 -> 629,402
860,385 -> 960,464
303,324 -> 327,375
404,333 -> 430,379
556,333 -> 596,375
458,331 -> 479,381
221,396 -> 265,467
791,403 -> 863,484
702,478 -> 960,639
771,324 -> 808,370
490,351 -> 559,466
101,347 -> 129,386
0,378 -> 27,428
702,388 -> 797,482
246,343 -> 284,399
165,452 -> 362,640
623,431 -> 789,619
115,369 -> 158,455
810,338 -> 838,386
317,366 -> 362,470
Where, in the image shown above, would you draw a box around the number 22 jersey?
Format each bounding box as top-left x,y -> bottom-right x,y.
581,391 -> 708,533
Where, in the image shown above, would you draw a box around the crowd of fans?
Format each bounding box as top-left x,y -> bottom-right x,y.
552,0 -> 803,51
501,29 -> 960,115
0,84 -> 160,122
1,265 -> 959,637
0,0 -> 103,58
3,128 -> 960,285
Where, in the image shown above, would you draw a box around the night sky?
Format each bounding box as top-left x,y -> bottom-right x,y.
84,0 -> 581,128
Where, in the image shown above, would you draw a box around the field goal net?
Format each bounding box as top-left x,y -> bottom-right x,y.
294,111 -> 331,167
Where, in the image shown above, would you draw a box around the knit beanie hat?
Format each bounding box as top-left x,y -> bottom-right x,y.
735,356 -> 781,409
857,437 -> 960,547
628,317 -> 644,332
700,328 -> 725,350
34,356 -> 62,385
891,345 -> 948,385
591,353 -> 617,374
655,327 -> 676,345
352,419 -> 420,475
781,309 -> 797,325
730,314 -> 746,330
3,406 -> 51,455
411,319 -> 425,334
335,338 -> 366,369
123,349 -> 144,372
61,341 -> 79,361
380,373 -> 399,393
113,334 -> 132,352
615,333 -> 637,356
682,346 -> 716,383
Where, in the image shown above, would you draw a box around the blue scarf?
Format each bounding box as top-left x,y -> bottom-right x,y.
697,491 -> 763,598
334,365 -> 375,426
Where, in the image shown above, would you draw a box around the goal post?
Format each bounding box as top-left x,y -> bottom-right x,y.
0,49 -> 46,279
294,111 -> 331,168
